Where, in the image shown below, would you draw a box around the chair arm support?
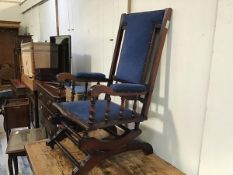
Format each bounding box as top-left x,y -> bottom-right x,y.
90,84 -> 147,98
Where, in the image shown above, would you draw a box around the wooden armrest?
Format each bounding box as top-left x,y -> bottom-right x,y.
90,85 -> 147,98
56,72 -> 78,83
56,72 -> 109,83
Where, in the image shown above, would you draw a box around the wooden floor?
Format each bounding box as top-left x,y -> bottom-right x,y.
0,115 -> 32,175
26,130 -> 185,175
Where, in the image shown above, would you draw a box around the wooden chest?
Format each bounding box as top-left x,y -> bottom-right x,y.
21,42 -> 57,90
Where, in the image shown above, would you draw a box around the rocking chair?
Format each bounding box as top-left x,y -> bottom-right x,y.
47,8 -> 172,175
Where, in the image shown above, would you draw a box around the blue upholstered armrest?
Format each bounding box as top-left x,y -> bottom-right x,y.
76,72 -> 106,80
110,83 -> 146,93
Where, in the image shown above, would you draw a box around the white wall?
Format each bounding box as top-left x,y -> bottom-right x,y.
0,3 -> 21,21
199,0 -> 233,174
58,0 -> 127,74
130,1 -> 218,174
20,0 -> 57,41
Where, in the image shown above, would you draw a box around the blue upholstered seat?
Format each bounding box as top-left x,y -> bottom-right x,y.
60,100 -> 133,123
76,72 -> 106,80
110,83 -> 146,93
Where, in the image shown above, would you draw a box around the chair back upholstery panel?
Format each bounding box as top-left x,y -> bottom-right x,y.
115,10 -> 165,84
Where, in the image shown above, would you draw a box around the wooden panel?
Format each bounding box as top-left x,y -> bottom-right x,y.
21,51 -> 34,77
0,28 -> 18,81
0,20 -> 20,29
0,28 -> 18,66
21,74 -> 36,91
26,137 -> 184,175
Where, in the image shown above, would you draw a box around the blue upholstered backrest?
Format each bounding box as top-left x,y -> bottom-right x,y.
115,10 -> 165,84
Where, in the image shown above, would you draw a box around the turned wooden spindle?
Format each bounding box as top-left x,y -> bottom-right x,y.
71,80 -> 75,102
104,96 -> 111,122
88,97 -> 96,124
131,97 -> 138,118
58,82 -> 63,99
119,97 -> 125,120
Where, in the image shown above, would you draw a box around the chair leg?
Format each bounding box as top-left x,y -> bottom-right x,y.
8,156 -> 13,175
6,129 -> 11,142
13,156 -> 18,175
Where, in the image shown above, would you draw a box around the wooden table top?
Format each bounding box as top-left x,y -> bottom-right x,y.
26,135 -> 184,175
6,128 -> 46,154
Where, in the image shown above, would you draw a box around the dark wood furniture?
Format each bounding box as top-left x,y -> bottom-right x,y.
9,79 -> 40,128
9,79 -> 27,98
6,128 -> 46,175
36,81 -> 66,136
3,98 -> 30,140
26,131 -> 184,175
47,9 -> 172,175
0,21 -> 20,83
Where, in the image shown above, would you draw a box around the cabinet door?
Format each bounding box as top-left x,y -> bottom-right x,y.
58,0 -> 72,35
39,0 -> 57,41
68,0 -> 128,74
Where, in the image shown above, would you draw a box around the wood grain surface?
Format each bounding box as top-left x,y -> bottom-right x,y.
26,137 -> 184,175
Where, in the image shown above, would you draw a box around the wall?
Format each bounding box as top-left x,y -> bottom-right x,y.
130,1 -> 217,174
57,0 -> 128,74
0,3 -> 21,21
198,0 -> 233,174
20,0 -> 56,41
131,0 -> 217,175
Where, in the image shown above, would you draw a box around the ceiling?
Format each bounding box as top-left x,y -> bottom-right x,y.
0,0 -> 25,3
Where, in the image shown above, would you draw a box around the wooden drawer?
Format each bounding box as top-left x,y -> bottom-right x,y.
38,101 -> 58,137
37,89 -> 57,114
38,91 -> 54,110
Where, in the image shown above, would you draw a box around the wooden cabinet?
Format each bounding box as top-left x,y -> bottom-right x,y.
36,81 -> 65,136
0,20 -> 20,83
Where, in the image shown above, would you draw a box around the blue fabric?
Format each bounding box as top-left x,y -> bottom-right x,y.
76,72 -> 106,80
116,10 -> 165,83
0,89 -> 13,98
61,100 -> 133,123
65,85 -> 86,94
110,83 -> 146,93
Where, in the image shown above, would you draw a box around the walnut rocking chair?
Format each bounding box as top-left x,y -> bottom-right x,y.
47,8 -> 172,175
